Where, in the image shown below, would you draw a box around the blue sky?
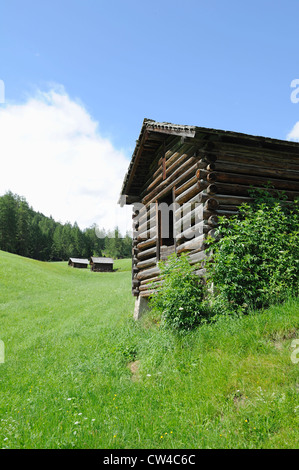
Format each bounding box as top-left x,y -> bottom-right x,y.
0,0 -> 299,230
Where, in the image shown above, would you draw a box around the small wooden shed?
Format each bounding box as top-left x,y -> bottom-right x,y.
90,257 -> 114,272
68,258 -> 89,269
119,118 -> 299,315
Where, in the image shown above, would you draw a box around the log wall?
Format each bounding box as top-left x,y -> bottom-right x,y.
130,135 -> 299,298
91,264 -> 113,272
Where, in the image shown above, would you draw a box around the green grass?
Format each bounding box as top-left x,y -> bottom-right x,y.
0,250 -> 298,449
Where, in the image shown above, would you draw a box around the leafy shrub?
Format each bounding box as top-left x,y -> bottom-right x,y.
206,190 -> 299,312
148,253 -> 210,330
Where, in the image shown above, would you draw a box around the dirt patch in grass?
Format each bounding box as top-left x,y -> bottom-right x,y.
270,328 -> 298,350
270,328 -> 298,342
233,393 -> 246,409
128,359 -> 141,382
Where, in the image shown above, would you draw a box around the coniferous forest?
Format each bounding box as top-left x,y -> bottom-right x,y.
0,191 -> 132,261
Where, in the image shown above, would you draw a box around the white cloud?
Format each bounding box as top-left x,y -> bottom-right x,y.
287,122 -> 299,142
0,86 -> 132,233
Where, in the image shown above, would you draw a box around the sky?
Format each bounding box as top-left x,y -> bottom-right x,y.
0,0 -> 299,233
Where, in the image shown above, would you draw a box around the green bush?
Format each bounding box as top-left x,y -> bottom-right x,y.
148,190 -> 298,329
206,190 -> 299,312
148,253 -> 210,330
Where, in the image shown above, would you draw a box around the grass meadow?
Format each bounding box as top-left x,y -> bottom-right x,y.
0,249 -> 298,449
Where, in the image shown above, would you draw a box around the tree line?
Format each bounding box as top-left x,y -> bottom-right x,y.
0,191 -> 132,261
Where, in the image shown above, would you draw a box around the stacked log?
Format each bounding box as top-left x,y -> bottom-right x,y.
130,134 -> 299,298
131,206 -> 141,296
133,146 -> 221,296
174,153 -> 222,270
133,141 -> 199,297
193,138 -> 299,200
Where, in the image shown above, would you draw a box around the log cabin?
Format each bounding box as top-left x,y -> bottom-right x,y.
68,258 -> 89,269
119,119 -> 299,318
90,256 -> 114,272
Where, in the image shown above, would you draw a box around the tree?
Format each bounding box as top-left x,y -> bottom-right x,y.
83,224 -> 104,257
0,192 -> 132,261
104,227 -> 123,258
16,197 -> 31,257
0,191 -> 18,253
51,224 -> 64,260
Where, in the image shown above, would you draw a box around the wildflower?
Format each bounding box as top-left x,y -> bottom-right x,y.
92,419 -> 95,422
74,421 -> 80,425
147,374 -> 151,377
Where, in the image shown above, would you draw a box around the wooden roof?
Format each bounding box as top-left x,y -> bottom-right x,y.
119,118 -> 299,204
119,119 -> 195,205
69,258 -> 89,264
90,257 -> 113,264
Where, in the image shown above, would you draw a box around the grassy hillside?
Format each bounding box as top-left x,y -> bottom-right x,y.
0,250 -> 298,449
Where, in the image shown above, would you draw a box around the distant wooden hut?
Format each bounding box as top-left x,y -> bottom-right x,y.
90,257 -> 114,272
68,258 -> 89,269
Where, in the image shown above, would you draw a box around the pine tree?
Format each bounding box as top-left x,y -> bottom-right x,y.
16,197 -> 31,257
0,191 -> 18,253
